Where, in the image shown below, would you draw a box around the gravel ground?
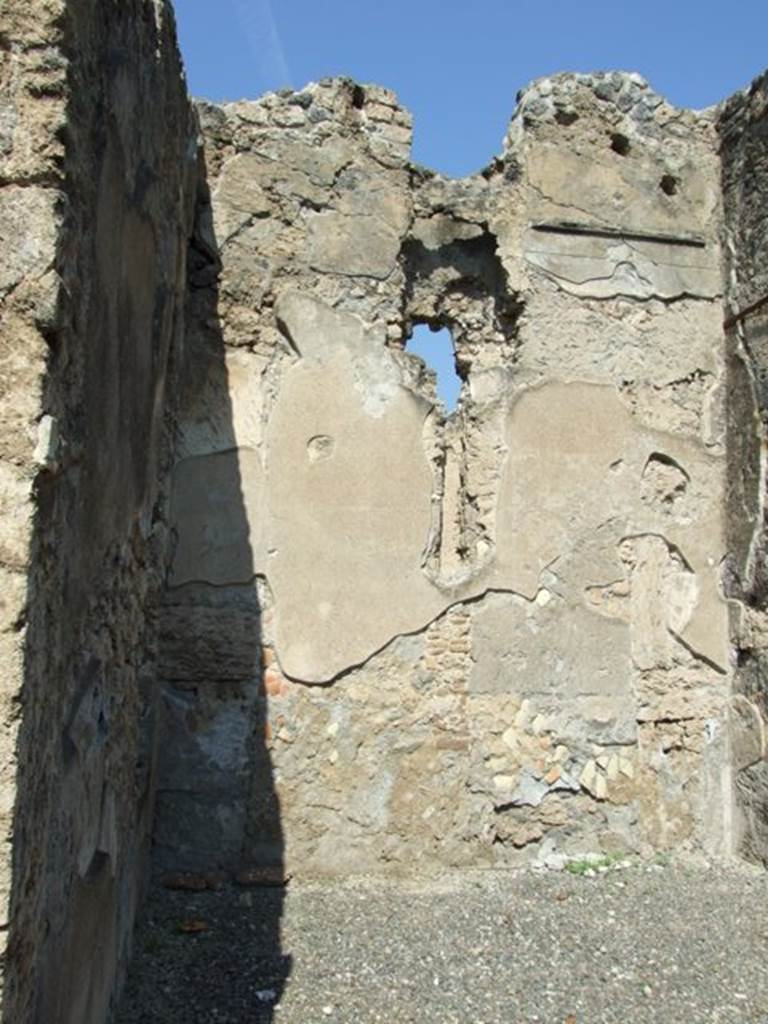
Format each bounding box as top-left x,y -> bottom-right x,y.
116,859 -> 768,1024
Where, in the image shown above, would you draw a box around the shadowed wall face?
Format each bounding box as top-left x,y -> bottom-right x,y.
157,73 -> 761,880
718,73 -> 768,863
0,1 -> 197,1021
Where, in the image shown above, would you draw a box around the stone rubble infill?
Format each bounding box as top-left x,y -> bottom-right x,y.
117,860 -> 768,1023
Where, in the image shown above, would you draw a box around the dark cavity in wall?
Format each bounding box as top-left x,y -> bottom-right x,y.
400,229 -> 524,383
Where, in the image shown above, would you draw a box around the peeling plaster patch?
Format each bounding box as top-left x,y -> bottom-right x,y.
524,228 -> 721,301
265,314 -> 439,681
168,369 -> 729,685
619,534 -> 699,669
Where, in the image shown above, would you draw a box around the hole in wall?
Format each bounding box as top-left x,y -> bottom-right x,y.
660,174 -> 678,196
407,324 -> 462,413
307,435 -> 334,462
736,647 -> 751,668
641,451 -> 689,510
351,84 -> 366,110
554,108 -> 579,126
610,132 -> 631,155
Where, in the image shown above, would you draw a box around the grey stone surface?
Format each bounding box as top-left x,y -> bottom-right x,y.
117,862 -> 768,1024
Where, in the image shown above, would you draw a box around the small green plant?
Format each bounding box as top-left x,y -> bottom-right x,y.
565,851 -> 630,876
565,859 -> 595,876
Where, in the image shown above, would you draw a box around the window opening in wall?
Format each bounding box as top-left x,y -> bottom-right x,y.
407,324 -> 462,413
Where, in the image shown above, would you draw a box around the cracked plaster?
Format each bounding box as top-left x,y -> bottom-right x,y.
155,70 -> 750,879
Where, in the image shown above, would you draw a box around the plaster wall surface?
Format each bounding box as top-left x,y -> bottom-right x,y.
157,72 -> 752,879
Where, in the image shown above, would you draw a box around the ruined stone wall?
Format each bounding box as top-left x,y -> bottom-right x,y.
3,4 -> 768,1013
158,72 -> 738,878
718,72 -> 768,863
0,1 -> 197,1021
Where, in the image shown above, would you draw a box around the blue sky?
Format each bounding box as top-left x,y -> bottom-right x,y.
172,0 -> 766,405
174,0 -> 766,177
